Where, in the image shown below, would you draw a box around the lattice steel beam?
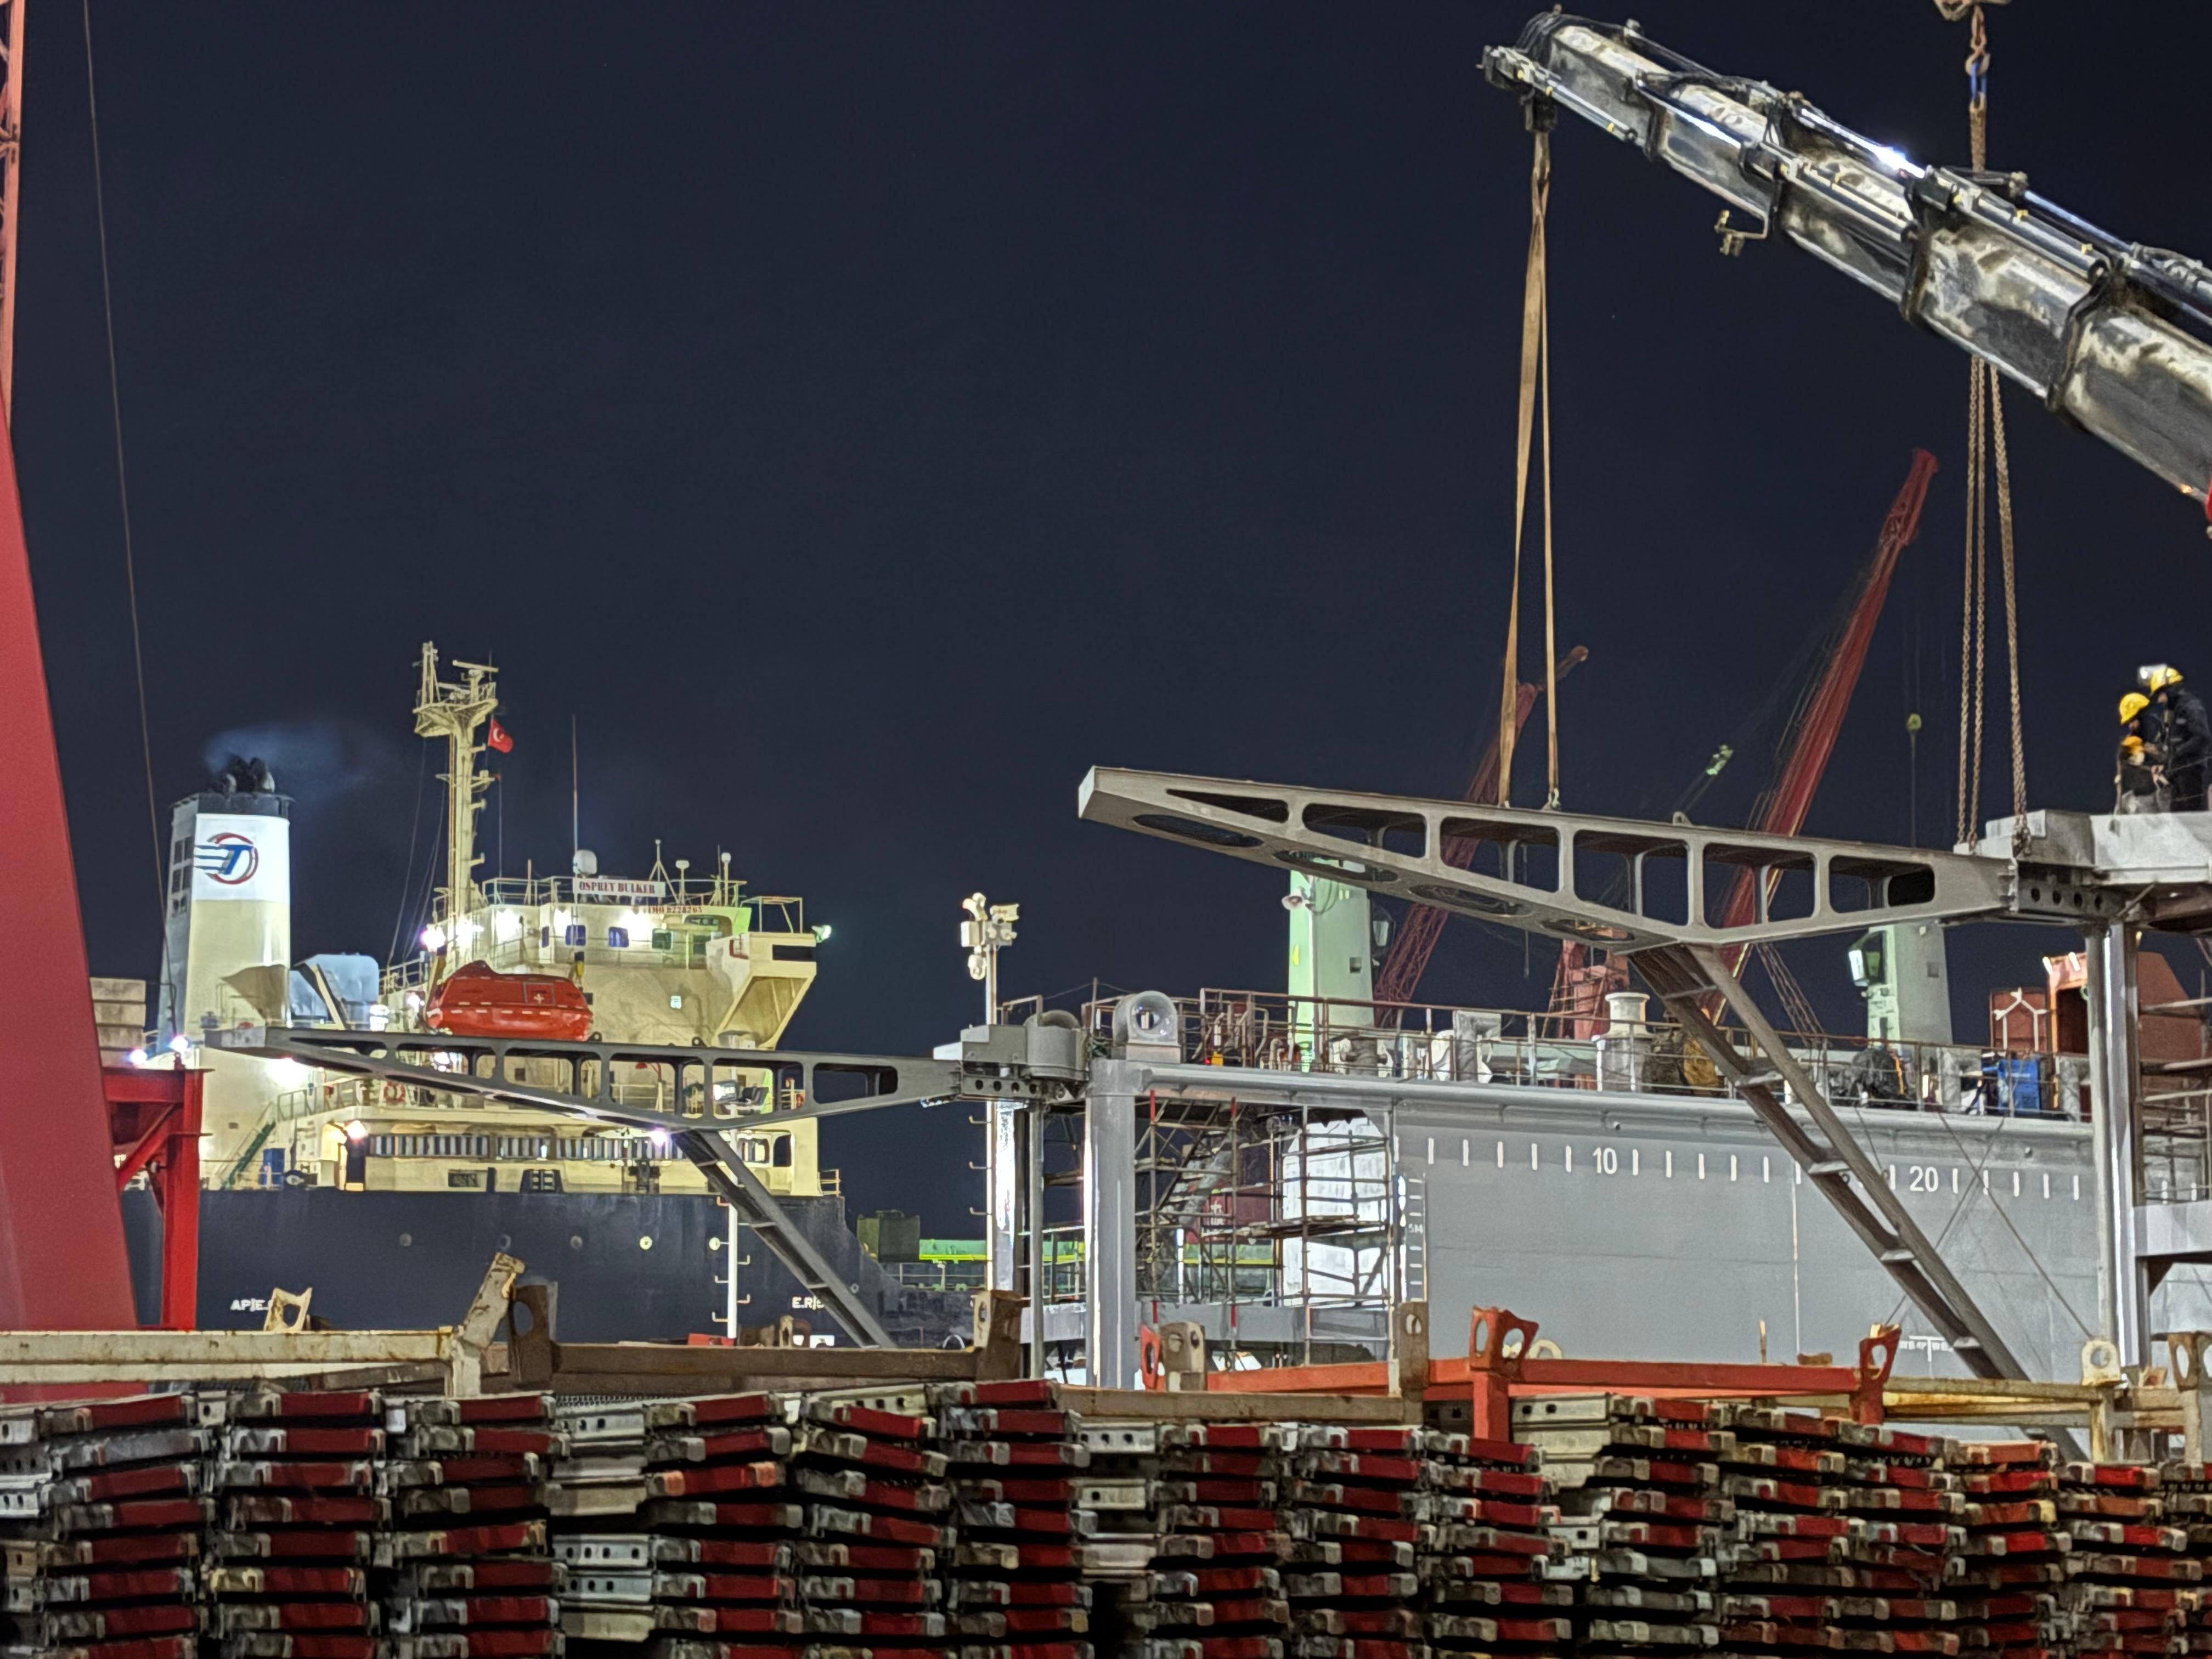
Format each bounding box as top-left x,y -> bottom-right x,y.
1081,768 -> 2117,951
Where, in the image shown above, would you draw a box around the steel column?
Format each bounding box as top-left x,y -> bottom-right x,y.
986,1102 -> 1019,1293
1085,1061 -> 1140,1389
2086,923 -> 2149,1365
1026,1102 -> 1046,1377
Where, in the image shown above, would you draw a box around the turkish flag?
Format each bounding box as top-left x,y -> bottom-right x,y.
487,716 -> 514,754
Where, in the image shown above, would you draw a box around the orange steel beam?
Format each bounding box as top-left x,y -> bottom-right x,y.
1183,1305 -> 1898,1439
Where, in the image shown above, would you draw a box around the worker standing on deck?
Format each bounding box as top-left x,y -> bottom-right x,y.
2116,691 -> 2168,814
2143,665 -> 2212,812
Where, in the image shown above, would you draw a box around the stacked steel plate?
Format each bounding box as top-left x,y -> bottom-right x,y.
0,1395 -> 215,1659
1722,1405 -> 1963,1656
544,1398 -> 654,1640
790,1395 -> 951,1659
1947,1439 -> 2069,1659
211,1389 -> 386,1659
932,1378 -> 1092,1659
1070,1419 -> 1156,1587
1280,1424 -> 1427,1659
638,1390 -> 804,1658
2056,1460 -> 2198,1657
1821,1417 -> 1961,1655
1132,1423 -> 1291,1659
2155,1459 -> 2212,1656
1417,1421 -> 1571,1654
382,1393 -> 564,1659
1515,1394 -> 1723,1657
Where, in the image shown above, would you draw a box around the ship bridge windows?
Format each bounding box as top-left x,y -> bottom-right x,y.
363,1131 -> 677,1165
606,927 -> 630,950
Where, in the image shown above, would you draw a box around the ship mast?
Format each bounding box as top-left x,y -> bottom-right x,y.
413,642 -> 498,977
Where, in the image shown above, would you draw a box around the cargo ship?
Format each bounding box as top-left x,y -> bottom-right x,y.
123,642 -> 972,1346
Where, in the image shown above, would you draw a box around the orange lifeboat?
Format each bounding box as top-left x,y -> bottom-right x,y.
424,961 -> 592,1041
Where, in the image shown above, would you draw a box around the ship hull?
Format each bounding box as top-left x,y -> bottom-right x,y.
1394,1084 -> 2211,1380
122,1189 -> 968,1347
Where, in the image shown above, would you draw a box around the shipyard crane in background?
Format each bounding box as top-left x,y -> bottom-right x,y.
1372,647 -> 1588,1012
1381,453 -> 1937,1037
1485,15 -> 2212,518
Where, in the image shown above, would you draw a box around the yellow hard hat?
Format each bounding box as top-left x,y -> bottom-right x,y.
2121,691 -> 2151,724
2141,663 -> 2185,691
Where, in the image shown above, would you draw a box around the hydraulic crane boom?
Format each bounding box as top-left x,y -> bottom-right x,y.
1485,14 -> 2212,510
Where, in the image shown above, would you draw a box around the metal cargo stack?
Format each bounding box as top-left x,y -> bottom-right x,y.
639,1390 -> 803,1657
381,1393 -> 563,1659
932,1378 -> 1093,1659
1131,1424 -> 1292,1659
1414,1423 -> 1567,1654
791,1395 -> 952,1658
0,1395 -> 214,1659
1948,1439 -> 2068,1656
212,1389 -> 385,1659
1282,1424 -> 1428,1659
2058,1460 -> 2199,1654
1517,1394 -> 1724,1655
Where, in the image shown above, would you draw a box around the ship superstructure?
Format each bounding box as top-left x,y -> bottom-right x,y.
138,644 -> 887,1342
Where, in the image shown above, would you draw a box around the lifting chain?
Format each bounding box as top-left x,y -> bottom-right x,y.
1944,0 -> 2028,851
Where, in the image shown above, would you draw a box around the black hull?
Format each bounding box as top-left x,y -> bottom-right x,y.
122,1189 -> 969,1348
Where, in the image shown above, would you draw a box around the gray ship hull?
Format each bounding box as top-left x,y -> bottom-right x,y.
1396,1083 -> 2206,1380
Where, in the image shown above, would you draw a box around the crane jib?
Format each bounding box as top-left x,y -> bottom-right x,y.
1485,13 -> 2212,514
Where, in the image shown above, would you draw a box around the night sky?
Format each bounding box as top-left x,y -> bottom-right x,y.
22,4 -> 2212,1237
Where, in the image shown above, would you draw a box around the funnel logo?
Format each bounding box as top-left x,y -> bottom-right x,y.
195,832 -> 260,885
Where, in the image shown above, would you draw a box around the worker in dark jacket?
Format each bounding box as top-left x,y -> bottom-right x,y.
2143,664 -> 2212,811
2117,691 -> 2168,813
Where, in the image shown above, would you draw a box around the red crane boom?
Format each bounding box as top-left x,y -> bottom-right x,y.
1711,448 -> 1940,977
1374,646 -> 1587,1009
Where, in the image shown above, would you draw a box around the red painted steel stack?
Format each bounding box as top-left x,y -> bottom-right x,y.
2154,1459 -> 2212,1655
933,1378 -> 1093,1659
211,1389 -> 386,1659
1947,1439 -> 2069,1659
1709,1405 -> 1959,1655
791,1397 -> 953,1657
639,1390 -> 804,1657
1417,1423 -> 1570,1655
0,1396 -> 214,1659
2056,1460 -> 2199,1656
1281,1425 -> 1429,1659
1133,1423 -> 1293,1659
1522,1395 -> 1726,1656
383,1395 -> 566,1659
1824,1417 -> 1961,1655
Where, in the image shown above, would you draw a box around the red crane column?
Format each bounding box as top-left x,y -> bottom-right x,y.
0,392 -> 140,1329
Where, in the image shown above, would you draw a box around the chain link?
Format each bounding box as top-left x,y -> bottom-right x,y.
1944,1 -> 2028,848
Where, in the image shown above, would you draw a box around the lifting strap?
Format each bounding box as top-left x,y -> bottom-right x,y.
1946,1 -> 2028,849
1498,124 -> 1562,809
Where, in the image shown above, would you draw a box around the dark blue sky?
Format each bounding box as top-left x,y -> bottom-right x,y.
22,4 -> 2212,1233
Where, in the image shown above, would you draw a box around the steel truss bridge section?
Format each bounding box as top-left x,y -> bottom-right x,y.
223,1024 -> 1084,1351
1078,768 -> 2141,1411
1079,768 -> 2121,954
